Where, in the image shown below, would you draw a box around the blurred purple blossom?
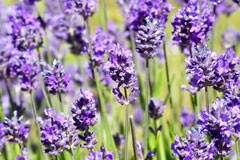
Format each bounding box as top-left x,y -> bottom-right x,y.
126,0 -> 172,30
7,4 -> 43,51
15,148 -> 32,160
179,107 -> 195,128
86,146 -> 115,160
0,122 -> 6,148
62,0 -> 97,19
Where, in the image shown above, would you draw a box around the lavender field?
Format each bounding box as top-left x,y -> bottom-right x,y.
0,0 -> 240,159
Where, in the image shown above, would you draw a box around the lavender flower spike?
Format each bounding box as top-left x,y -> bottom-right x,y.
136,18 -> 165,59
107,44 -> 138,105
148,98 -> 166,120
4,111 -> 30,143
71,88 -> 98,149
37,108 -> 79,155
171,128 -> 217,160
41,59 -> 71,95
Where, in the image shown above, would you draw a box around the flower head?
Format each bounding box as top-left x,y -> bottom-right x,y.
41,59 -> 71,95
4,111 -> 30,143
62,0 -> 97,19
71,89 -> 98,149
172,0 -> 215,46
86,146 -> 115,160
37,108 -> 79,155
127,0 -> 172,30
171,128 -> 216,160
7,4 -> 43,51
148,98 -> 166,120
197,98 -> 239,156
136,18 -> 165,59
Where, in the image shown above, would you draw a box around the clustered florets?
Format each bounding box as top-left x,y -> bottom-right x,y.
71,89 -> 98,149
37,108 -> 79,155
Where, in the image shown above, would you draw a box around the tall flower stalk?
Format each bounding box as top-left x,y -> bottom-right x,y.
129,115 -> 138,160
84,19 -> 118,158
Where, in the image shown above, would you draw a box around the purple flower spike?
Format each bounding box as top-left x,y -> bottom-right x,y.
214,48 -> 239,91
7,4 -> 43,51
15,148 -> 32,160
126,0 -> 172,30
148,98 -> 166,120
18,53 -> 40,92
180,107 -> 195,128
171,128 -> 217,160
41,59 -> 71,95
4,111 -> 30,143
86,146 -> 115,160
136,18 -> 165,59
37,108 -> 79,155
197,98 -> 239,156
71,89 -> 98,149
182,46 -> 218,93
107,44 -> 138,105
91,26 -> 114,65
172,0 -> 215,46
62,0 -> 97,19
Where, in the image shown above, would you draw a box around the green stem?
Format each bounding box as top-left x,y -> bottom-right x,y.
124,88 -> 129,160
205,87 -> 209,113
102,0 -> 108,30
70,148 -> 76,160
58,92 -> 64,113
237,140 -> 240,160
144,59 -> 149,156
18,143 -> 23,156
129,115 -> 138,160
84,19 -> 119,159
29,92 -> 44,159
163,41 -> 175,133
4,78 -> 14,111
154,120 -> 161,160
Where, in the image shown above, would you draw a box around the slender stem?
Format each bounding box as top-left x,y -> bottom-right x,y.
163,41 -> 175,132
237,139 -> 240,160
58,92 -> 64,113
29,92 -> 44,159
70,148 -> 76,160
124,88 -> 129,160
154,120 -> 161,160
3,78 -> 14,110
148,62 -> 153,97
18,144 -> 23,156
38,76 -> 53,108
211,5 -> 216,51
144,59 -> 149,156
55,156 -> 58,160
129,116 -> 138,160
102,0 -> 108,30
84,19 -> 119,159
205,87 -> 209,113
